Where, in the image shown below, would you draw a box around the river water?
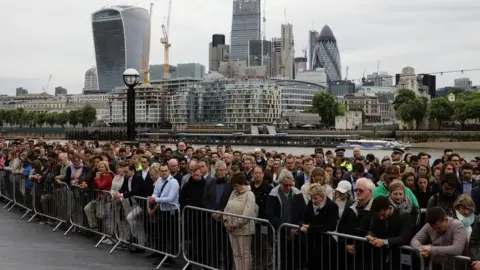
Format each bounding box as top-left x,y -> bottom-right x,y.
161,144 -> 479,162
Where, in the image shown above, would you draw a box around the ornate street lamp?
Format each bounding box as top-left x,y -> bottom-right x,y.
123,68 -> 140,141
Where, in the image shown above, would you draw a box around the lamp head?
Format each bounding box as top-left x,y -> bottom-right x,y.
123,68 -> 140,87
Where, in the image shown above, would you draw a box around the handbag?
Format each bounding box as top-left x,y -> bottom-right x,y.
95,196 -> 106,219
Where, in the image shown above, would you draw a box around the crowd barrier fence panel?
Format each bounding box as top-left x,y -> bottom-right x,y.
12,173 -> 33,218
427,254 -> 471,270
110,196 -> 181,270
277,223 -> 425,270
0,169 -> 14,208
27,181 -> 70,232
65,185 -> 115,248
182,205 -> 276,270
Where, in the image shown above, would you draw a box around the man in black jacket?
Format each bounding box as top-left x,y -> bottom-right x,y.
367,196 -> 414,270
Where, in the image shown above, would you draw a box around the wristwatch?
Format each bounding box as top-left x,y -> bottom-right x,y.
384,239 -> 389,247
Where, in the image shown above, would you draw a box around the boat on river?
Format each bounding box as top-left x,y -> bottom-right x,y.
337,139 -> 411,150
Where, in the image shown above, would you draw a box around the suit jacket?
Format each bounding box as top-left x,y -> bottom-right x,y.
203,176 -> 233,211
119,173 -> 145,199
295,173 -> 307,189
137,170 -> 154,196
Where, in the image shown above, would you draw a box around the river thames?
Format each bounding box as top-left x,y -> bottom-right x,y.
161,144 -> 479,161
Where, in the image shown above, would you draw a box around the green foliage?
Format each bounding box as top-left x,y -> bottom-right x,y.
312,92 -> 337,127
335,102 -> 345,116
393,89 -> 416,111
393,88 -> 427,128
0,106 -> 97,128
428,98 -> 453,128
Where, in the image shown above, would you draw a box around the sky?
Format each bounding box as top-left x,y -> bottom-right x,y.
1,0 -> 479,95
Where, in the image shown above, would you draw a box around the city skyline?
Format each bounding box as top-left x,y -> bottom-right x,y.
1,0 -> 479,94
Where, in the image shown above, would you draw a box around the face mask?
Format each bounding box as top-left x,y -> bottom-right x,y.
456,210 -> 475,227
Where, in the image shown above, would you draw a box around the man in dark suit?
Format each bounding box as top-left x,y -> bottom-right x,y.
138,156 -> 154,196
294,157 -> 315,189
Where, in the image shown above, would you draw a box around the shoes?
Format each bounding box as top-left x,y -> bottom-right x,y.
101,239 -> 114,245
153,257 -> 175,266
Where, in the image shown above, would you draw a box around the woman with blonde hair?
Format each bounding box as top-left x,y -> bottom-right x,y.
388,180 -> 419,225
301,167 -> 333,203
299,183 -> 339,270
453,194 -> 475,239
84,160 -> 113,231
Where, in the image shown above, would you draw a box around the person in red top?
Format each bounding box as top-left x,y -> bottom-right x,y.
84,161 -> 113,230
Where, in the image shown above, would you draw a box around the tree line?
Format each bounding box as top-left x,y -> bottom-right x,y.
0,104 -> 97,128
395,88 -> 480,129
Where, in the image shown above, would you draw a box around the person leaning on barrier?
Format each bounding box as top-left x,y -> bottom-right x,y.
55,153 -> 71,185
223,173 -> 256,270
373,165 -> 420,210
337,178 -> 375,269
148,163 -> 179,266
470,214 -> 480,269
367,196 -> 414,270
299,183 -> 339,270
411,207 -> 468,270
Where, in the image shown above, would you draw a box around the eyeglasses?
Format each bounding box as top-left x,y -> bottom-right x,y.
354,188 -> 365,194
282,183 -> 294,187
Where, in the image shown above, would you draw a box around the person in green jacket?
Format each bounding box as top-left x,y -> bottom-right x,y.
373,165 -> 419,209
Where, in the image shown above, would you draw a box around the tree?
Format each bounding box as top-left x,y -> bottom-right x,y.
80,104 -> 97,127
45,112 -> 58,127
312,92 -> 337,127
0,109 -> 6,127
393,88 -> 416,111
56,111 -> 69,127
453,100 -> 470,130
428,98 -> 453,128
34,112 -> 46,127
335,102 -> 345,116
68,110 -> 80,127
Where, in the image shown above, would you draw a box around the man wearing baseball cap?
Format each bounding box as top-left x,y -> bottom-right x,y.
373,165 -> 419,210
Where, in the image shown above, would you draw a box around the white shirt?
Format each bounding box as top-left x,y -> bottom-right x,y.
142,168 -> 149,180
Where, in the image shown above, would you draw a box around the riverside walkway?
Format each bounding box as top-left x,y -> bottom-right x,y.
0,208 -> 162,270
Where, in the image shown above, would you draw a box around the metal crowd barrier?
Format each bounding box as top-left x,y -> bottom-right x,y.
278,223 -> 425,270
182,205 -> 276,270
110,196 -> 181,270
0,169 -> 14,207
27,181 -> 70,231
65,185 -> 115,248
12,172 -> 33,219
427,254 -> 471,270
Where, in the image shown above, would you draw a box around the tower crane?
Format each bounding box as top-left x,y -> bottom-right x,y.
261,0 -> 266,66
42,75 -> 52,94
161,0 -> 172,80
140,2 -> 154,85
345,66 -> 349,81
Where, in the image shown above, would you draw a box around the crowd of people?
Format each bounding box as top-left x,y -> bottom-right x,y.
0,138 -> 480,270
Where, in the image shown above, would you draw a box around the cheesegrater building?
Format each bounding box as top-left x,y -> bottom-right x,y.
92,6 -> 149,92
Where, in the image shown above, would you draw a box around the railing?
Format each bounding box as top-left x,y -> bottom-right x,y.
0,170 -> 473,270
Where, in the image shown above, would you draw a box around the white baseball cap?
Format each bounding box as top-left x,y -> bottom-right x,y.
335,180 -> 352,194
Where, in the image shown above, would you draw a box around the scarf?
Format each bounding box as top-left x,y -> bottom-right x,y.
388,193 -> 413,215
71,163 -> 84,180
456,210 -> 475,239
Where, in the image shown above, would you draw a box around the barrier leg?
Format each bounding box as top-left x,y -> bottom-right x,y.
64,224 -> 74,236
181,262 -> 191,270
20,209 -> 31,220
109,241 -> 121,254
27,212 -> 37,223
53,221 -> 63,232
7,202 -> 15,211
4,200 -> 12,209
95,235 -> 106,248
155,256 -> 169,270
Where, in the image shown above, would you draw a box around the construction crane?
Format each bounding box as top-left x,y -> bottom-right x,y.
139,2 -> 154,85
345,66 -> 349,81
161,0 -> 172,80
42,75 -> 52,94
261,0 -> 266,66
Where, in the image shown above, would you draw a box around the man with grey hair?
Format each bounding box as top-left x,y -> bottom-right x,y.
180,160 -> 197,190
167,158 -> 183,185
337,177 -> 375,269
267,169 -> 306,269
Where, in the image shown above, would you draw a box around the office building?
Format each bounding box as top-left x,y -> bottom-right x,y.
54,86 -> 67,96
342,92 -> 395,123
295,68 -> 327,88
312,25 -> 342,82
294,57 -> 307,77
270,38 -> 282,78
395,66 -> 435,97
230,0 -> 261,62
92,6 -> 149,92
330,80 -> 355,97
16,87 -> 28,96
280,24 -> 294,79
83,66 -> 99,93
308,30 -> 319,70
365,72 -> 393,87
149,64 -> 177,81
209,34 -> 230,72
454,78 -> 472,91
275,79 -> 326,111
177,63 -> 205,80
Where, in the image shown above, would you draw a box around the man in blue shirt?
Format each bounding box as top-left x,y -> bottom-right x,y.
148,164 -> 179,266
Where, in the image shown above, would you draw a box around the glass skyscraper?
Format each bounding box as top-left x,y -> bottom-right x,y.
92,6 -> 149,92
312,25 -> 342,83
230,0 -> 261,62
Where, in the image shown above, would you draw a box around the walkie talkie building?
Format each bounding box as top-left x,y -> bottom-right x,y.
230,0 -> 261,62
92,6 -> 149,92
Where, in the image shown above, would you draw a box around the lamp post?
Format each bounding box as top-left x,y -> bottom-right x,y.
123,68 -> 140,142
